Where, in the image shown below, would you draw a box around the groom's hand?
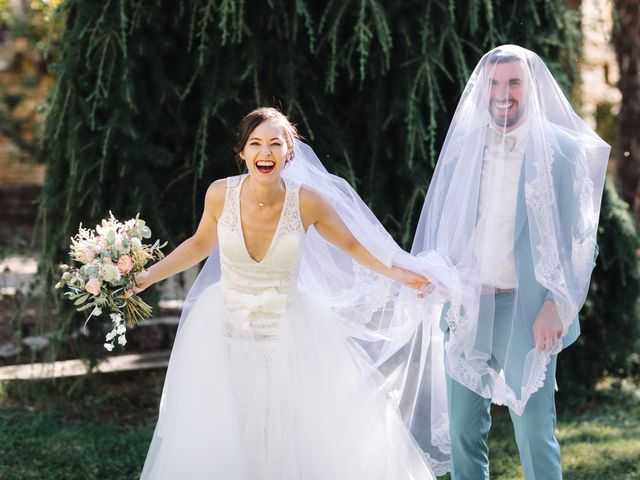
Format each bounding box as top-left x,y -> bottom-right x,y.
532,299 -> 563,352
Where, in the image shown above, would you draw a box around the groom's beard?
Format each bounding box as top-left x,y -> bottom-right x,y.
489,98 -> 524,129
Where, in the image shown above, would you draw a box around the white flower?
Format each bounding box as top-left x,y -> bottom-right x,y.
103,343 -> 114,351
106,330 -> 117,341
116,324 -> 127,335
102,263 -> 121,284
110,313 -> 123,322
130,237 -> 144,258
117,335 -> 127,346
91,307 -> 102,317
388,388 -> 401,407
97,238 -> 109,254
114,235 -> 124,251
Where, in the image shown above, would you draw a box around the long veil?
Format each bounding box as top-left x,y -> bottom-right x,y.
175,140 -> 456,474
411,45 -> 610,414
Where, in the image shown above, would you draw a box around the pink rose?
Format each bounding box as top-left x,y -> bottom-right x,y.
117,255 -> 134,274
74,246 -> 97,264
84,248 -> 97,262
85,278 -> 102,296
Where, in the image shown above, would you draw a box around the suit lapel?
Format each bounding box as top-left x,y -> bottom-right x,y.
514,158 -> 527,244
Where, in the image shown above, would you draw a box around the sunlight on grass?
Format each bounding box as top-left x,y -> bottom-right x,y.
430,380 -> 640,480
559,401 -> 640,480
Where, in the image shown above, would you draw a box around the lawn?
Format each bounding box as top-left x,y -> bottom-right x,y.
1,370 -> 638,480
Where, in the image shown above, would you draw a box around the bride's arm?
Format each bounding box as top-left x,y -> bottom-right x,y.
133,179 -> 226,292
299,186 -> 429,292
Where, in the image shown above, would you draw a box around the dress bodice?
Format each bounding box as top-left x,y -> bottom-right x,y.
217,174 -> 305,339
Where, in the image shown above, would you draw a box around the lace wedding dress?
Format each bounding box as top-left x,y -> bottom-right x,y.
140,174 -> 436,479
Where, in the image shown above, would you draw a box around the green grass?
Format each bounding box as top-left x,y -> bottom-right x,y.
558,385 -> 640,480
0,408 -> 152,479
1,371 -> 638,479
439,378 -> 640,480
0,370 -> 162,480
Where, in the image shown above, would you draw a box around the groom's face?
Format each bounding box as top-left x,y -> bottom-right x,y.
486,60 -> 527,132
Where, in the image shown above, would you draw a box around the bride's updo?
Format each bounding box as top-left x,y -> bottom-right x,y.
234,107 -> 300,168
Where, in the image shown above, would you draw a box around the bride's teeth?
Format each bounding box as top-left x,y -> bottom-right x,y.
256,160 -> 275,173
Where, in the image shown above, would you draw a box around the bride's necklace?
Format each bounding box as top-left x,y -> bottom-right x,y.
245,180 -> 284,208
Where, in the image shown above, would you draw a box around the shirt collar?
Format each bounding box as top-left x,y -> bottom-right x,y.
487,121 -> 529,151
485,121 -> 529,151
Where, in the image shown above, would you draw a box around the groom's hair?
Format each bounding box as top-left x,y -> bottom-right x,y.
481,48 -> 534,72
483,51 -> 521,66
234,107 -> 300,169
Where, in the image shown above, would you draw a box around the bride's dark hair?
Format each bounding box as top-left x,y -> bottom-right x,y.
234,107 -> 300,168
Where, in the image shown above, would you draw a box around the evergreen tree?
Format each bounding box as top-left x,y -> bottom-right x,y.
558,179 -> 640,394
39,0 -> 582,260
37,0 -> 638,388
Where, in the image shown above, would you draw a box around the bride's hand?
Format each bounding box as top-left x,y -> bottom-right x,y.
391,266 -> 432,297
130,270 -> 152,295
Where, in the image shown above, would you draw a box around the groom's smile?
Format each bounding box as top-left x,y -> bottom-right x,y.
486,61 -> 527,131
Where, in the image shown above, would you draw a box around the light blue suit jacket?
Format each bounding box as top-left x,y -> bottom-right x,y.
440,125 -> 585,349
512,152 -> 580,349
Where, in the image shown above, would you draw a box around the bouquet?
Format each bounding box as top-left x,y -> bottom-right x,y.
55,213 -> 166,351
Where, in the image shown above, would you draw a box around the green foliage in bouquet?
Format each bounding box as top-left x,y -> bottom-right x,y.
55,213 -> 165,351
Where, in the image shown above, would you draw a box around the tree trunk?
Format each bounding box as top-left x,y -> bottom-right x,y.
612,0 -> 640,219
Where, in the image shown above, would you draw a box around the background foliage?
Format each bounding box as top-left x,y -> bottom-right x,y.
558,179 -> 640,394
0,0 -> 64,158
36,0 -> 639,389
38,0 -> 582,251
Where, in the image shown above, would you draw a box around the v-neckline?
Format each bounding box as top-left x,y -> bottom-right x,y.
238,174 -> 288,265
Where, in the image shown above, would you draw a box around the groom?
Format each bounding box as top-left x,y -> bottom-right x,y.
415,46 -> 610,479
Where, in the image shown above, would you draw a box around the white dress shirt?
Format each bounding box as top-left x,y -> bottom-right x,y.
474,122 -> 528,288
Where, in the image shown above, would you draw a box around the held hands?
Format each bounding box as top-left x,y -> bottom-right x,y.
532,299 -> 563,352
390,265 -> 433,298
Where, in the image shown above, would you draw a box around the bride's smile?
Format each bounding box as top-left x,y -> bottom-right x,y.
240,119 -> 289,181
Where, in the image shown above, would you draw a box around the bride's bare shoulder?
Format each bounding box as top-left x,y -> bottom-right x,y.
206,178 -> 227,200
204,179 -> 228,220
299,185 -> 333,227
299,185 -> 330,210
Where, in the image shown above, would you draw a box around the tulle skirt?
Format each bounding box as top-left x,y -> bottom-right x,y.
140,284 -> 435,479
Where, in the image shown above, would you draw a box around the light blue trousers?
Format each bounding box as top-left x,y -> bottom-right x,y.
446,292 -> 562,480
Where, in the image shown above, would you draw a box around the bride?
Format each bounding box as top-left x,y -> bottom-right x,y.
135,107 -> 445,479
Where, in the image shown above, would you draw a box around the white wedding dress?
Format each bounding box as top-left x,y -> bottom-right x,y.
140,174 -> 436,479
